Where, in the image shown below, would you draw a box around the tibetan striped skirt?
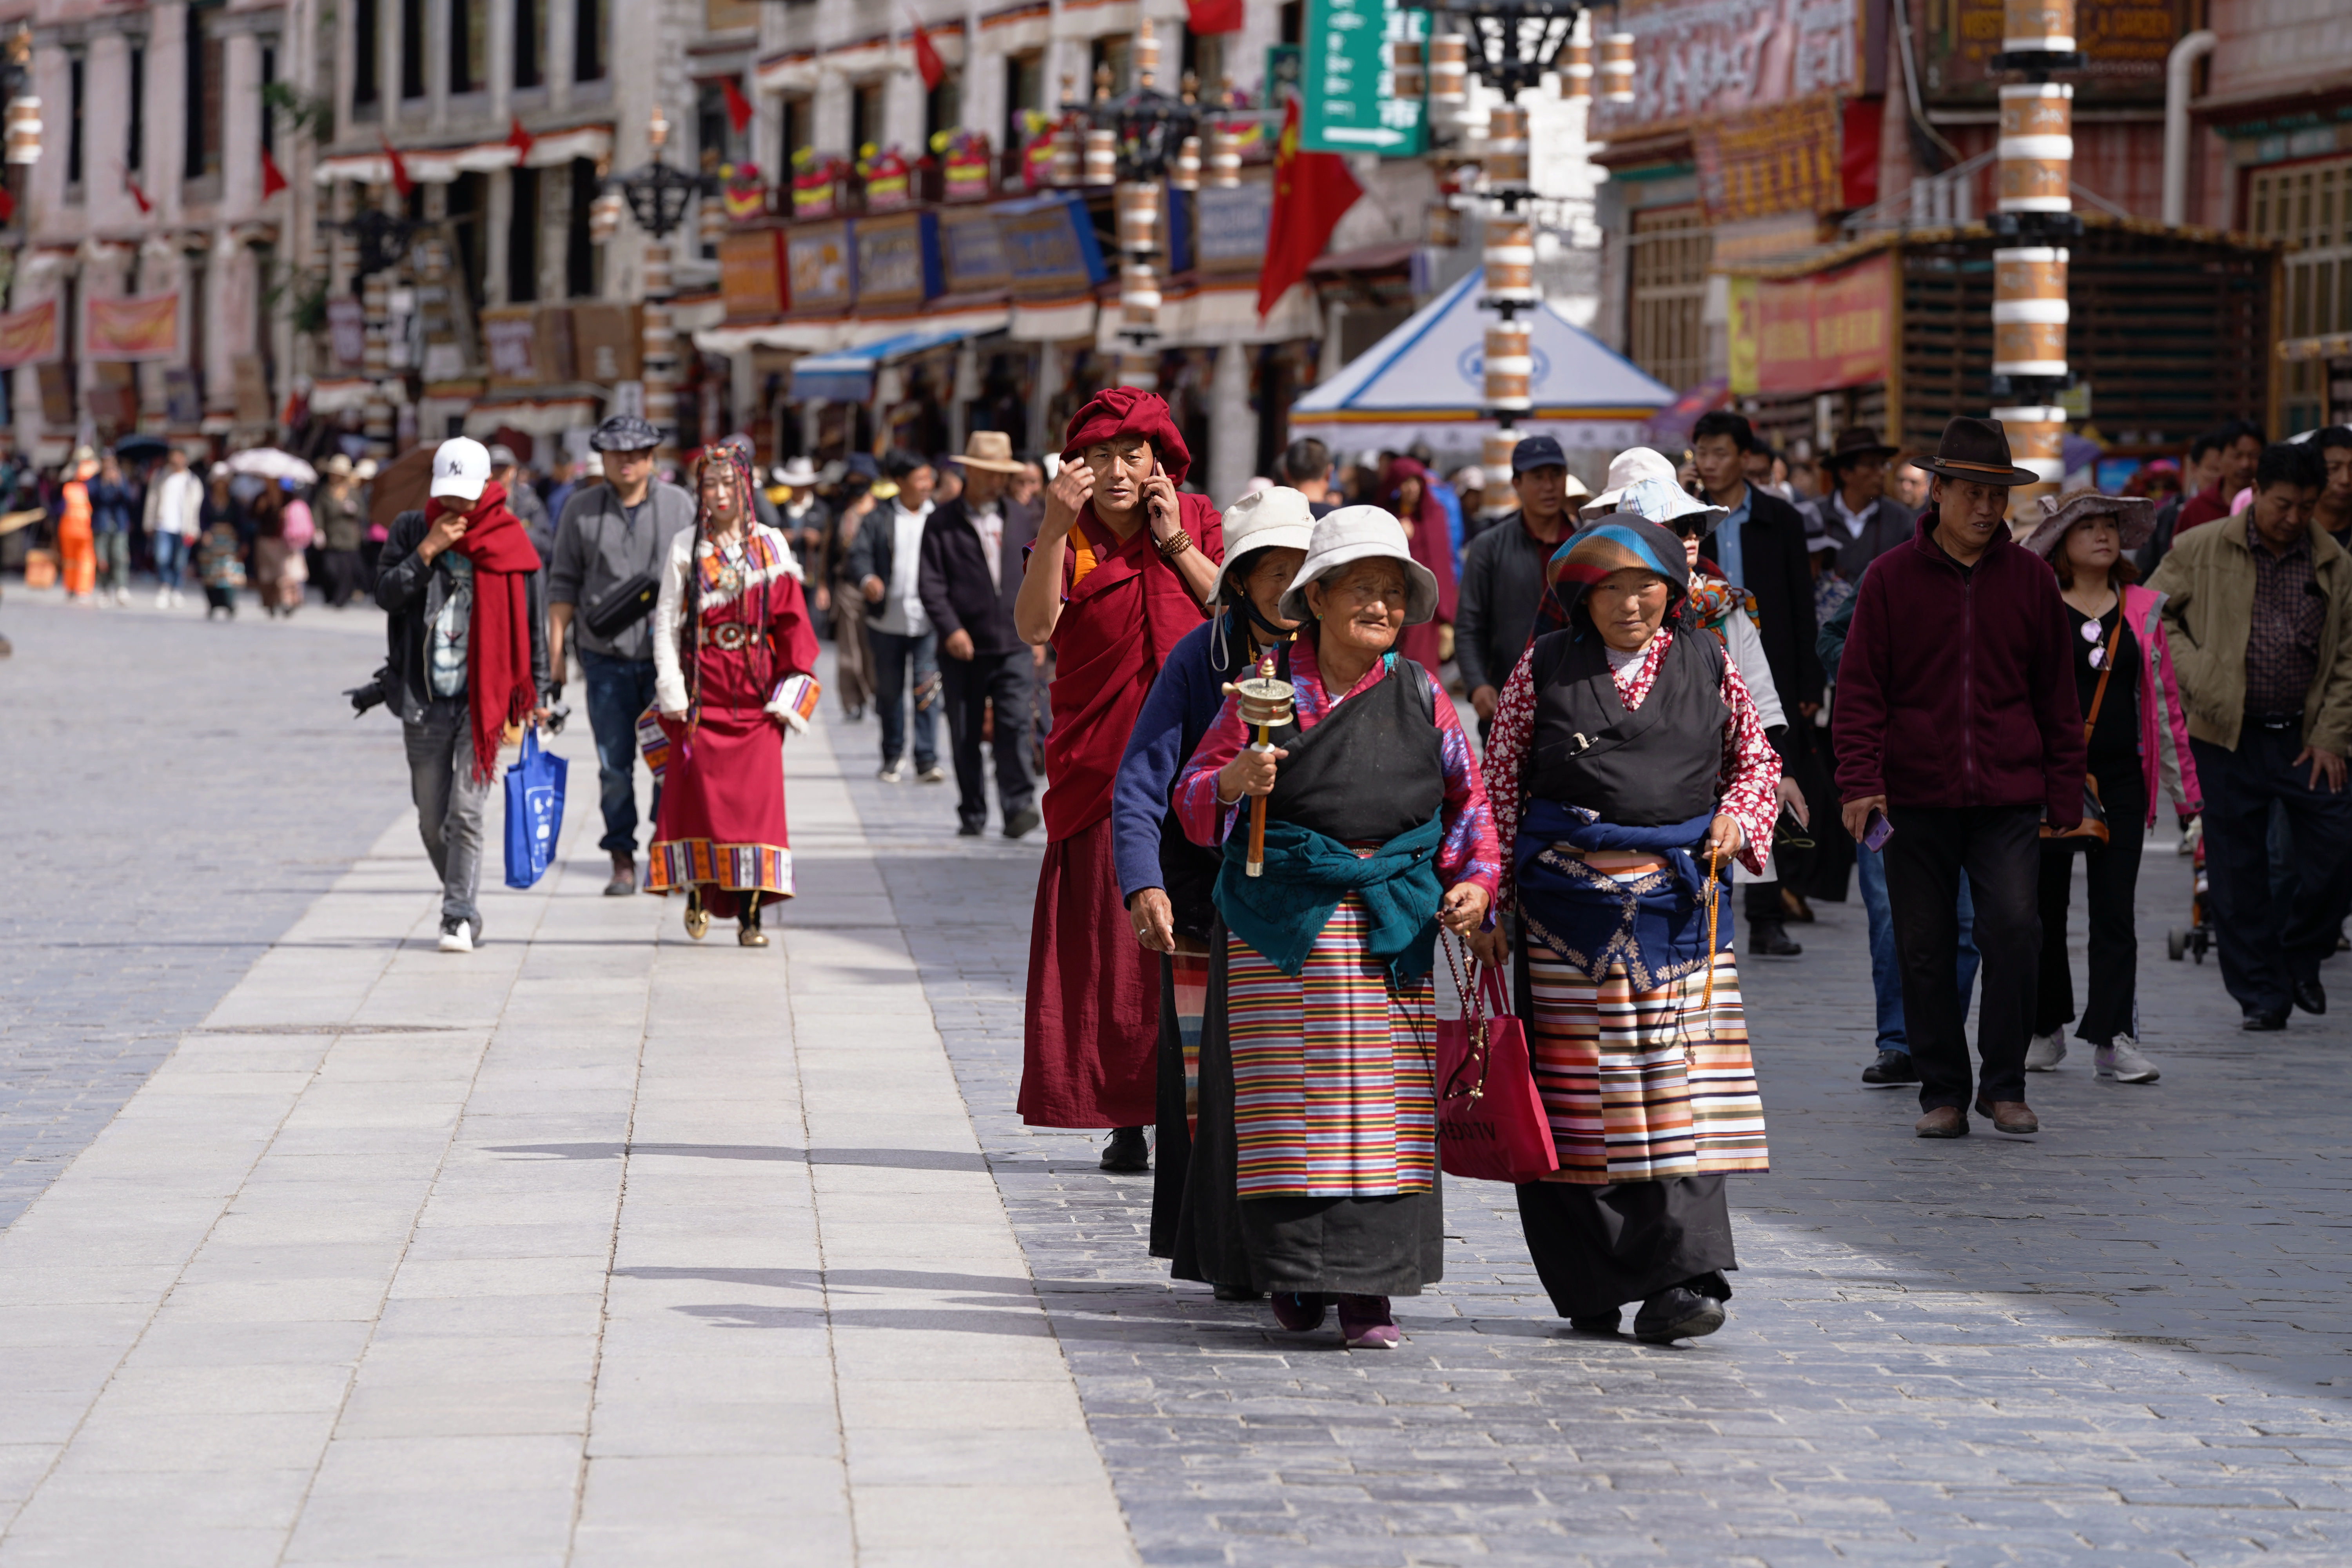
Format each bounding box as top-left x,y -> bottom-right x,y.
1225,897 -> 1438,1200
1524,950 -> 1769,1184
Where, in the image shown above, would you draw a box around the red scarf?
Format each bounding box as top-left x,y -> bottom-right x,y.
429,481 -> 542,781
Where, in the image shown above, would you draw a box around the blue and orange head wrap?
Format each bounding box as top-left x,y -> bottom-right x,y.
1525,512 -> 1691,651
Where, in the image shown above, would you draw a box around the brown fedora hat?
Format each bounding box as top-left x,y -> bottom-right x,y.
1916,416 -> 2040,487
1823,426 -> 1899,470
951,429 -> 1025,474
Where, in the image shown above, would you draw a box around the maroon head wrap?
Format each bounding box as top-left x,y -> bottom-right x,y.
1059,386 -> 1192,487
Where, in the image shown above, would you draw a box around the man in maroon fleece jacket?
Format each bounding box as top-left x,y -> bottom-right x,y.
1835,417 -> 2087,1140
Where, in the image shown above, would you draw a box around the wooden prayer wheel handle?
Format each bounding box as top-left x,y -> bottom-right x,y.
1221,675 -> 1296,879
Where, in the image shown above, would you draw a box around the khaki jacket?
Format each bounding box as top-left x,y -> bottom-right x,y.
2148,513 -> 2352,755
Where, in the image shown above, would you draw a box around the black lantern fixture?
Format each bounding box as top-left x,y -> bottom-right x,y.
329,207 -> 419,278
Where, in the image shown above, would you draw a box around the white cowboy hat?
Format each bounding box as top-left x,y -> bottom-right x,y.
773,456 -> 820,488
1279,505 -> 1441,627
1581,446 -> 1686,515
1214,485 -> 1316,607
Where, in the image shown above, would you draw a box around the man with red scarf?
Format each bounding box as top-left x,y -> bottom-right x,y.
375,437 -> 554,953
1014,388 -> 1223,1170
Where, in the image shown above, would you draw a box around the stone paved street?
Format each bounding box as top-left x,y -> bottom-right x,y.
5,594 -> 2351,1565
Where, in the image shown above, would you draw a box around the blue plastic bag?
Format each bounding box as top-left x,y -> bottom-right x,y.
503,728 -> 568,889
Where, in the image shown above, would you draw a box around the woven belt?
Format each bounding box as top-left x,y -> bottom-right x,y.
698,622 -> 754,651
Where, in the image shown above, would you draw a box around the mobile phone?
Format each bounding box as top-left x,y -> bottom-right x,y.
1861,808 -> 1894,853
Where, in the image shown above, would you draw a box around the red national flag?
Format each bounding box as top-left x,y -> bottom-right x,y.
260,149 -> 287,199
908,14 -> 945,91
506,115 -> 536,162
719,77 -> 754,136
1256,97 -> 1361,321
383,140 -> 413,198
125,171 -> 152,214
1187,0 -> 1245,33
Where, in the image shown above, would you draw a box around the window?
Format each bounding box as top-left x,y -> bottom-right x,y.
185,6 -> 225,178
510,0 -> 542,87
1003,51 -> 1042,156
354,0 -> 379,107
64,54 -> 82,192
260,41 -> 277,157
2250,157 -> 2352,432
1628,205 -> 1709,397
780,93 -> 813,174
448,172 -> 488,315
127,46 -> 145,172
573,0 -> 605,83
566,156 -> 597,297
1089,35 -> 1131,97
450,0 -> 486,94
1280,1 -> 1302,45
695,80 -> 740,171
508,165 -> 539,303
850,79 -> 884,157
924,71 -> 958,150
1183,32 -> 1224,99
400,0 -> 426,98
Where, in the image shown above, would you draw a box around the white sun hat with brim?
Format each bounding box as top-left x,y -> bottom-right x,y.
1214,485 -> 1317,607
1581,445 -> 1683,516
1279,504 -> 1442,627
1590,474 -> 1728,532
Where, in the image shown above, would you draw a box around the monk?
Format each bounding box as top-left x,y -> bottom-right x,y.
1014,388 -> 1223,1171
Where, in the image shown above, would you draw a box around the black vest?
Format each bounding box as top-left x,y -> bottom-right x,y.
1528,628 -> 1727,826
1264,654 -> 1445,843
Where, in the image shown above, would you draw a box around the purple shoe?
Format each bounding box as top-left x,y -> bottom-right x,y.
1270,1291 -> 1327,1332
1337,1294 -> 1399,1350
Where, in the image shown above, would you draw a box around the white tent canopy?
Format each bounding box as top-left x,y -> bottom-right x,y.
1289,269 -> 1675,456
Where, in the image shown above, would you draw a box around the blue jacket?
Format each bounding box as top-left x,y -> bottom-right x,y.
1109,615 -> 1258,905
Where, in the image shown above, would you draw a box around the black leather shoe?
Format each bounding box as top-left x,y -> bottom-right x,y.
1212,1283 -> 1263,1303
956,822 -> 984,837
2294,980 -> 2327,1015
1633,1286 -> 1726,1344
1862,1049 -> 1918,1085
1747,921 -> 1803,957
1568,1312 -> 1621,1334
1099,1126 -> 1151,1172
2242,1009 -> 2290,1032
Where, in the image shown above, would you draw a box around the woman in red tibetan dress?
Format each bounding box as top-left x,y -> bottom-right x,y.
647,445 -> 822,946
1013,388 -> 1224,1169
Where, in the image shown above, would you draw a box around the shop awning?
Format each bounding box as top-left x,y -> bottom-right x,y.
788,325 -> 982,402
1290,268 -> 1676,453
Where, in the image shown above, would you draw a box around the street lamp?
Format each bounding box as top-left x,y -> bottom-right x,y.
601,107 -> 712,442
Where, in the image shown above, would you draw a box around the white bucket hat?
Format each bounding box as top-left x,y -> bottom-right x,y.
1279,505 -> 1441,627
1215,485 -> 1316,606
1582,446 -> 1685,516
1592,474 -> 1727,532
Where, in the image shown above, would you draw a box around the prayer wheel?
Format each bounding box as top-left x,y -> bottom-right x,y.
1560,40 -> 1592,102
1133,17 -> 1160,89
1483,220 -> 1536,302
1082,128 -> 1117,187
1051,120 -> 1081,186
1484,323 -> 1533,412
1994,403 -> 2066,528
697,196 -> 726,247
1391,39 -> 1424,103
1171,136 -> 1202,192
1997,83 -> 2073,213
1208,125 -> 1241,188
1600,34 -> 1635,104
1992,243 -> 2069,377
1117,348 -> 1159,392
1485,104 -> 1530,188
1429,35 -> 1468,112
1115,181 -> 1160,253
1120,262 -> 1161,329
4,96 -> 38,165
2003,0 -> 2076,53
587,187 -> 622,244
1482,429 -> 1519,475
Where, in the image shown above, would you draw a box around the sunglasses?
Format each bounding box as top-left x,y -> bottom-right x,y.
1668,518 -> 1714,539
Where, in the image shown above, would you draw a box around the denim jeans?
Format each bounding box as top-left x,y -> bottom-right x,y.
403,696 -> 490,931
1858,840 -> 1980,1053
581,649 -> 661,855
151,531 -> 185,593
94,529 -> 129,595
869,627 -> 939,771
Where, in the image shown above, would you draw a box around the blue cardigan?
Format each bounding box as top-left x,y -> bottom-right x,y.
1110,615 -> 1258,903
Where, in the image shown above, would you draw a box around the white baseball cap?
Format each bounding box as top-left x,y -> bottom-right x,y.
430,436 -> 491,501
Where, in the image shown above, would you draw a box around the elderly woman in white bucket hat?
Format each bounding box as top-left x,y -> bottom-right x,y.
1168,505 -> 1504,1350
1111,485 -> 1316,1285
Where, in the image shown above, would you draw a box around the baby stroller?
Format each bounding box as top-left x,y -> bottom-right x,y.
2165,817 -> 2212,963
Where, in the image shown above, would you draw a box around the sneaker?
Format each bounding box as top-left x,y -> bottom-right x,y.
916,763 -> 947,784
154,586 -> 171,608
436,918 -> 474,953
877,761 -> 904,784
2024,1031 -> 2067,1071
2096,1036 -> 2160,1083
171,590 -> 186,607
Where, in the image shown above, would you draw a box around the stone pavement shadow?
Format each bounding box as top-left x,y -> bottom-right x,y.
481,1141 -> 987,1171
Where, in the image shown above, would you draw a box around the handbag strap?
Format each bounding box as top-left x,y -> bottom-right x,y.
2080,609 -> 2123,742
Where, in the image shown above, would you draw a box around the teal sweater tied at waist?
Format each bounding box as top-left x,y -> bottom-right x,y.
1212,814 -> 1445,985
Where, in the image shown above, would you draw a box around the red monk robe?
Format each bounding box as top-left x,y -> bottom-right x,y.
1020,395 -> 1222,1129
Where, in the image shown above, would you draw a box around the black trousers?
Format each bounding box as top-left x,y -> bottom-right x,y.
2034,768 -> 2147,1046
1884,804 -> 2044,1110
940,648 -> 1035,830
321,548 -> 368,606
2194,724 -> 2352,1015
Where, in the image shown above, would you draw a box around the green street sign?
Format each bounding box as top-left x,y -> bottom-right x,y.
1301,0 -> 1426,157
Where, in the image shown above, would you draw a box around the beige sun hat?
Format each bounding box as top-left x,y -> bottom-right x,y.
1278,505 -> 1441,626
2018,490 -> 2157,558
1214,485 -> 1316,607
950,430 -> 1025,475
